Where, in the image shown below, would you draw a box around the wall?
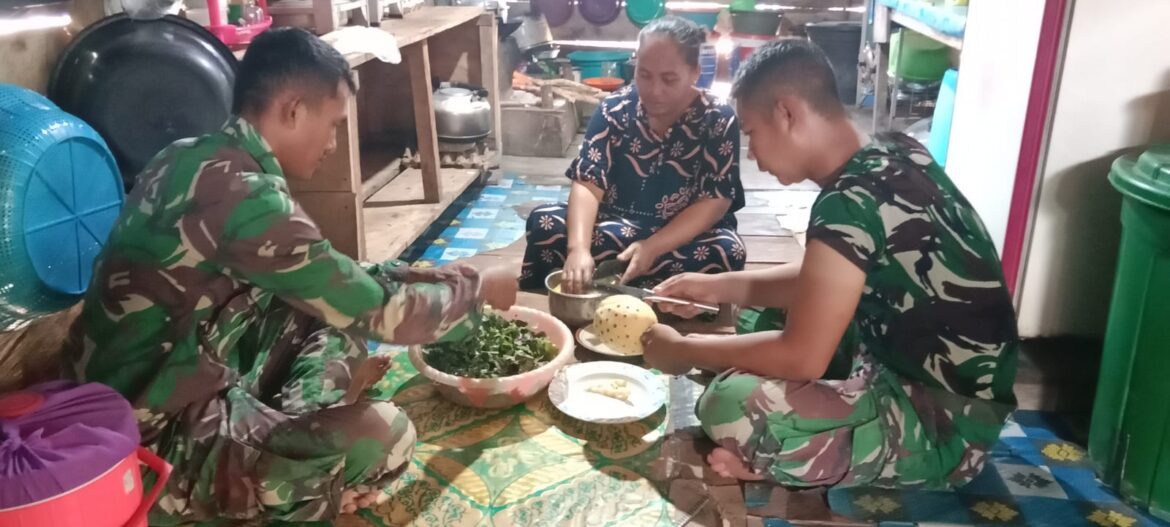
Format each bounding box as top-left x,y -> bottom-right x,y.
1016,0 -> 1170,337
0,0 -> 105,93
547,0 -> 862,43
943,0 -> 1045,253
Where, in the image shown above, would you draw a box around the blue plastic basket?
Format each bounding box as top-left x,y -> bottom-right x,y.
927,69 -> 959,167
569,50 -> 635,80
0,84 -> 124,329
696,44 -> 717,88
671,9 -> 720,30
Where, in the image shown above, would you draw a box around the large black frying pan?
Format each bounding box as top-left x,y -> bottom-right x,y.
49,14 -> 237,186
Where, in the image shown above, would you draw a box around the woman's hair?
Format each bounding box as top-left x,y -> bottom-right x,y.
638,16 -> 705,67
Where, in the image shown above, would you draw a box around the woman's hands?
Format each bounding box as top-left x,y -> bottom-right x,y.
561,249 -> 596,293
616,241 -> 664,284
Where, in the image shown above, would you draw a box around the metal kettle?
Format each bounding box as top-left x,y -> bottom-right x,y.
434,83 -> 493,142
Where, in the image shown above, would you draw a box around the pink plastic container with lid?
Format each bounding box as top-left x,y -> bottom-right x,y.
205,0 -> 273,47
0,381 -> 171,527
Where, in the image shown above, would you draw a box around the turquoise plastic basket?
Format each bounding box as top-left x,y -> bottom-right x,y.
671,9 -> 719,30
0,84 -> 124,329
569,50 -> 634,80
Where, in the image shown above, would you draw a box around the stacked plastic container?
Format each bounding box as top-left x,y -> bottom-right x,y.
697,42 -> 717,89
0,84 -> 124,330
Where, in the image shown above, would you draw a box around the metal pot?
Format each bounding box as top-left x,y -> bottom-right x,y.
434,84 -> 492,142
545,270 -> 606,329
512,13 -> 553,52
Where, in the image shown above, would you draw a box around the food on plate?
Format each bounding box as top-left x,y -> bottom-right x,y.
586,378 -> 632,403
592,295 -> 658,355
423,311 -> 558,378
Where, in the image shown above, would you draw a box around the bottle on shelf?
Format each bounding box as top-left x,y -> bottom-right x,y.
242,0 -> 265,25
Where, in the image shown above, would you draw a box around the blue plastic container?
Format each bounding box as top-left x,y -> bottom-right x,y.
696,43 -> 717,88
569,50 -> 634,80
670,9 -> 719,30
927,68 -> 958,167
0,84 -> 124,329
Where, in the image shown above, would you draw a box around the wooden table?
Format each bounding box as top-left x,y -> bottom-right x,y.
240,7 -> 500,260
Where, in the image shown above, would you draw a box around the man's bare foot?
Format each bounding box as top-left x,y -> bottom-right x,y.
707,447 -> 765,481
340,485 -> 382,514
343,356 -> 393,405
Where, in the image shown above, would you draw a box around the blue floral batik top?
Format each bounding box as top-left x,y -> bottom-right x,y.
567,86 -> 744,229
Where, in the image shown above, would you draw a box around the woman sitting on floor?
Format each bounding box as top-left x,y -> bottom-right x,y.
520,16 -> 747,291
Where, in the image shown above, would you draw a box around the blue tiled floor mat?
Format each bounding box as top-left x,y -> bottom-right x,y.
398,172 -> 569,268
826,411 -> 1169,526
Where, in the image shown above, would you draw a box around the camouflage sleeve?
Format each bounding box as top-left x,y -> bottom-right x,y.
807,181 -> 886,271
215,172 -> 482,344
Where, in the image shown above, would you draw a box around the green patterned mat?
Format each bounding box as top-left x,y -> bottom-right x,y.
334,352 -> 681,527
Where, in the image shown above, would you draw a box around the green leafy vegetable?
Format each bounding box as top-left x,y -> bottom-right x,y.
423,312 -> 559,378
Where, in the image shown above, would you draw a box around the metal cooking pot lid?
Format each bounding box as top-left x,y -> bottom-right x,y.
49,14 -> 237,184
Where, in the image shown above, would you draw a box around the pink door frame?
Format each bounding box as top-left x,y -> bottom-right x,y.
1002,0 -> 1071,295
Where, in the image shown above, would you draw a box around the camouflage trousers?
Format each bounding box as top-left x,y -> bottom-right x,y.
696,308 -> 1008,489
148,301 -> 416,525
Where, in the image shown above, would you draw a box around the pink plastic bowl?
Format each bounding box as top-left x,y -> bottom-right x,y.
409,306 -> 576,408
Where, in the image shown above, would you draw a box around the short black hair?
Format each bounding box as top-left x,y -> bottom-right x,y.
638,16 -> 705,67
233,28 -> 356,115
732,38 -> 843,117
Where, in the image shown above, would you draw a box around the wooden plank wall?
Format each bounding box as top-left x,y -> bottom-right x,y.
0,0 -> 105,93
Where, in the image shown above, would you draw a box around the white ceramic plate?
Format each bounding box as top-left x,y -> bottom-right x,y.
576,324 -> 641,357
548,361 -> 666,424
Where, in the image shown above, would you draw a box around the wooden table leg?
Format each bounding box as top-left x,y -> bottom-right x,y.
872,3 -> 891,133
291,84 -> 365,260
477,13 -> 503,160
406,40 -> 442,203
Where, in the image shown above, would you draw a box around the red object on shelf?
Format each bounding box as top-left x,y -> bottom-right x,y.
584,77 -> 624,91
205,0 -> 273,47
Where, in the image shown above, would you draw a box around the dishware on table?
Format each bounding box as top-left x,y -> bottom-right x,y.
546,270 -> 606,328
408,306 -> 575,409
575,324 -> 642,357
548,361 -> 666,424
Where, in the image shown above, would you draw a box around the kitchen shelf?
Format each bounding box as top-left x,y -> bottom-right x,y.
234,6 -> 500,260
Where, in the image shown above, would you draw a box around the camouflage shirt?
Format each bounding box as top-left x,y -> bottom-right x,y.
808,133 -> 1019,408
72,117 -> 482,429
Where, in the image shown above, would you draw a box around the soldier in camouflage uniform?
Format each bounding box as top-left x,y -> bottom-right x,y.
641,39 -> 1018,489
68,28 -> 516,524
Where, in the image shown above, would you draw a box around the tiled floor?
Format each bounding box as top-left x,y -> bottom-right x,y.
824,411 -> 1168,526
398,173 -> 571,267
397,150 -> 816,274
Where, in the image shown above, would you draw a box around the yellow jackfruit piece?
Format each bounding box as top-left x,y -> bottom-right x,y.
592,295 -> 657,355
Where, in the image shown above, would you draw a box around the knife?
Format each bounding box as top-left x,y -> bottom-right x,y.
592,261 -> 720,314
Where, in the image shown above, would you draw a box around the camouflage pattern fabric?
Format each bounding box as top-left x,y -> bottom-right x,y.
69,117 -> 484,524
699,133 -> 1019,489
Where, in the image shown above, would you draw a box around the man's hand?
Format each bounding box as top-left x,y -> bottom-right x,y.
641,324 -> 693,375
617,241 -> 662,284
480,266 -> 518,310
651,273 -> 722,319
562,248 -> 595,293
